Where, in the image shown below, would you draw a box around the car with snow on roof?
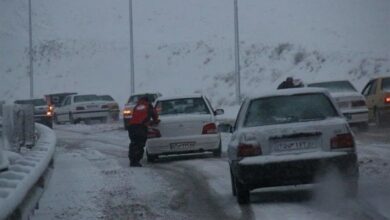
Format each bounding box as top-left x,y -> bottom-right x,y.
227,88 -> 359,204
54,94 -> 111,124
145,95 -> 224,162
307,80 -> 369,131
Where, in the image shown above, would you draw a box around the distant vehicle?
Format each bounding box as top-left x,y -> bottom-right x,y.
45,92 -> 77,107
54,94 -> 110,124
145,95 -> 224,162
307,80 -> 369,130
227,88 -> 358,204
14,98 -> 53,128
98,95 -> 120,120
361,76 -> 390,127
123,93 -> 162,129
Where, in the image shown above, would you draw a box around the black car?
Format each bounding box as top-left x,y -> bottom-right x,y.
14,98 -> 53,128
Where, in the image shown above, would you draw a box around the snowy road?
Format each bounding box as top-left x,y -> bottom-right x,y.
32,123 -> 390,220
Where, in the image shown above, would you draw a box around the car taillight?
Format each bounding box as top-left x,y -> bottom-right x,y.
330,133 -> 355,149
202,123 -> 217,134
101,105 -> 109,109
385,97 -> 390,104
76,106 -> 85,111
351,100 -> 366,107
148,128 -> 161,138
237,143 -> 262,157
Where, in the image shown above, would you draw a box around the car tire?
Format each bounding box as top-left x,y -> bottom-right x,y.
69,112 -> 76,124
146,152 -> 158,163
235,177 -> 250,204
213,141 -> 222,157
230,168 -> 237,196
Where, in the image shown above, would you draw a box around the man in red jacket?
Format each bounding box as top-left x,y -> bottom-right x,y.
127,96 -> 159,167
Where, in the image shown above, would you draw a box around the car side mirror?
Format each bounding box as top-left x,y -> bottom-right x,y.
218,123 -> 233,133
214,109 -> 224,116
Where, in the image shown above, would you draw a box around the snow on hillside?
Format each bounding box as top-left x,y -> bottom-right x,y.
1,0 -> 389,107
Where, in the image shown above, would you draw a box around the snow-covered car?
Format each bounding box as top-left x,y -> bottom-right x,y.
122,93 -> 161,129
361,76 -> 390,127
308,80 -> 369,130
145,95 -> 224,162
228,88 -> 359,204
98,95 -> 120,120
14,98 -> 53,128
54,94 -> 110,124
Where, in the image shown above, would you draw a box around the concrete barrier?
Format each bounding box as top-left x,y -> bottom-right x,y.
0,124 -> 56,220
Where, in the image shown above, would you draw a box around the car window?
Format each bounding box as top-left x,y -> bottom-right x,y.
234,99 -> 247,131
156,98 -> 210,115
74,95 -> 100,103
243,93 -> 338,127
362,81 -> 373,96
382,78 -> 390,92
61,97 -> 69,106
368,80 -> 378,95
99,95 -> 114,101
308,81 -> 357,92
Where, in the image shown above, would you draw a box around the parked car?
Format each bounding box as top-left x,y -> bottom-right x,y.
307,80 -> 369,130
98,95 -> 120,120
361,76 -> 390,127
145,95 -> 224,162
54,94 -> 110,124
227,88 -> 359,204
14,98 -> 53,128
123,93 -> 161,129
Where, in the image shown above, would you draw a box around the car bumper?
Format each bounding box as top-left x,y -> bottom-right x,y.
146,134 -> 221,155
342,110 -> 368,124
73,110 -> 109,119
231,152 -> 358,190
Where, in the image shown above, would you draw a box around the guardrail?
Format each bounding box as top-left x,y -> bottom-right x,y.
0,104 -> 57,220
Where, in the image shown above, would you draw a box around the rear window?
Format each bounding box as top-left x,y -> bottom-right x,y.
128,94 -> 157,104
15,99 -> 47,106
308,81 -> 356,93
244,93 -> 338,127
74,95 -> 100,103
99,95 -> 114,101
156,98 -> 210,115
382,78 -> 390,91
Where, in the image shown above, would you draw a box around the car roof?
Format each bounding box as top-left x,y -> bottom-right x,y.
307,79 -> 351,85
156,94 -> 204,102
247,88 -> 330,100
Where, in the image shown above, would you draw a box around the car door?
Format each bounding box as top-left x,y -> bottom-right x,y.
362,79 -> 377,120
57,96 -> 71,122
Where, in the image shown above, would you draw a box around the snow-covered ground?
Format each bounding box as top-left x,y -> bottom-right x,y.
31,122 -> 390,220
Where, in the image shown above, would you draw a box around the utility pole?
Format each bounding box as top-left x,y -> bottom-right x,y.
129,0 -> 135,95
233,0 -> 241,104
28,0 -> 34,98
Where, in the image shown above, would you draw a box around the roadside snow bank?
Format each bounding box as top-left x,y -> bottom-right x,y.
0,124 -> 56,219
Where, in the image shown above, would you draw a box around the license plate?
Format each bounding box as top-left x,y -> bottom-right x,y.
170,142 -> 195,151
272,140 -> 318,152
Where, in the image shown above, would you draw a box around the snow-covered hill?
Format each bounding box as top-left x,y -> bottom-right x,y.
1,0 -> 389,107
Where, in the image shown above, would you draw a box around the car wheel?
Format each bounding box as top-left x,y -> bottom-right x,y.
213,141 -> 222,157
69,112 -> 76,124
230,168 -> 237,196
146,152 -> 158,163
235,177 -> 250,204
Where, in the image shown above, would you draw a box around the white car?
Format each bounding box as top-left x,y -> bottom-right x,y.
308,80 -> 369,130
54,94 -> 110,124
228,88 -> 359,204
145,95 -> 224,162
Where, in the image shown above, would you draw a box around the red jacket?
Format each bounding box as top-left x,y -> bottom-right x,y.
130,100 -> 158,125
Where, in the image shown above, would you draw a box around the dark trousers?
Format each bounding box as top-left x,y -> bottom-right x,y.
127,124 -> 148,164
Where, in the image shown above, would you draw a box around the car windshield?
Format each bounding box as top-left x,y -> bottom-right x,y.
15,99 -> 47,106
382,78 -> 390,91
157,98 -> 210,115
308,81 -> 357,93
244,93 -> 338,127
74,95 -> 100,103
128,94 -> 157,104
99,95 -> 114,101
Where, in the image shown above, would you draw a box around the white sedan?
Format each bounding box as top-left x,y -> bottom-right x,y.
145,95 -> 224,162
308,80 -> 369,130
54,94 -> 110,124
228,88 -> 359,204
